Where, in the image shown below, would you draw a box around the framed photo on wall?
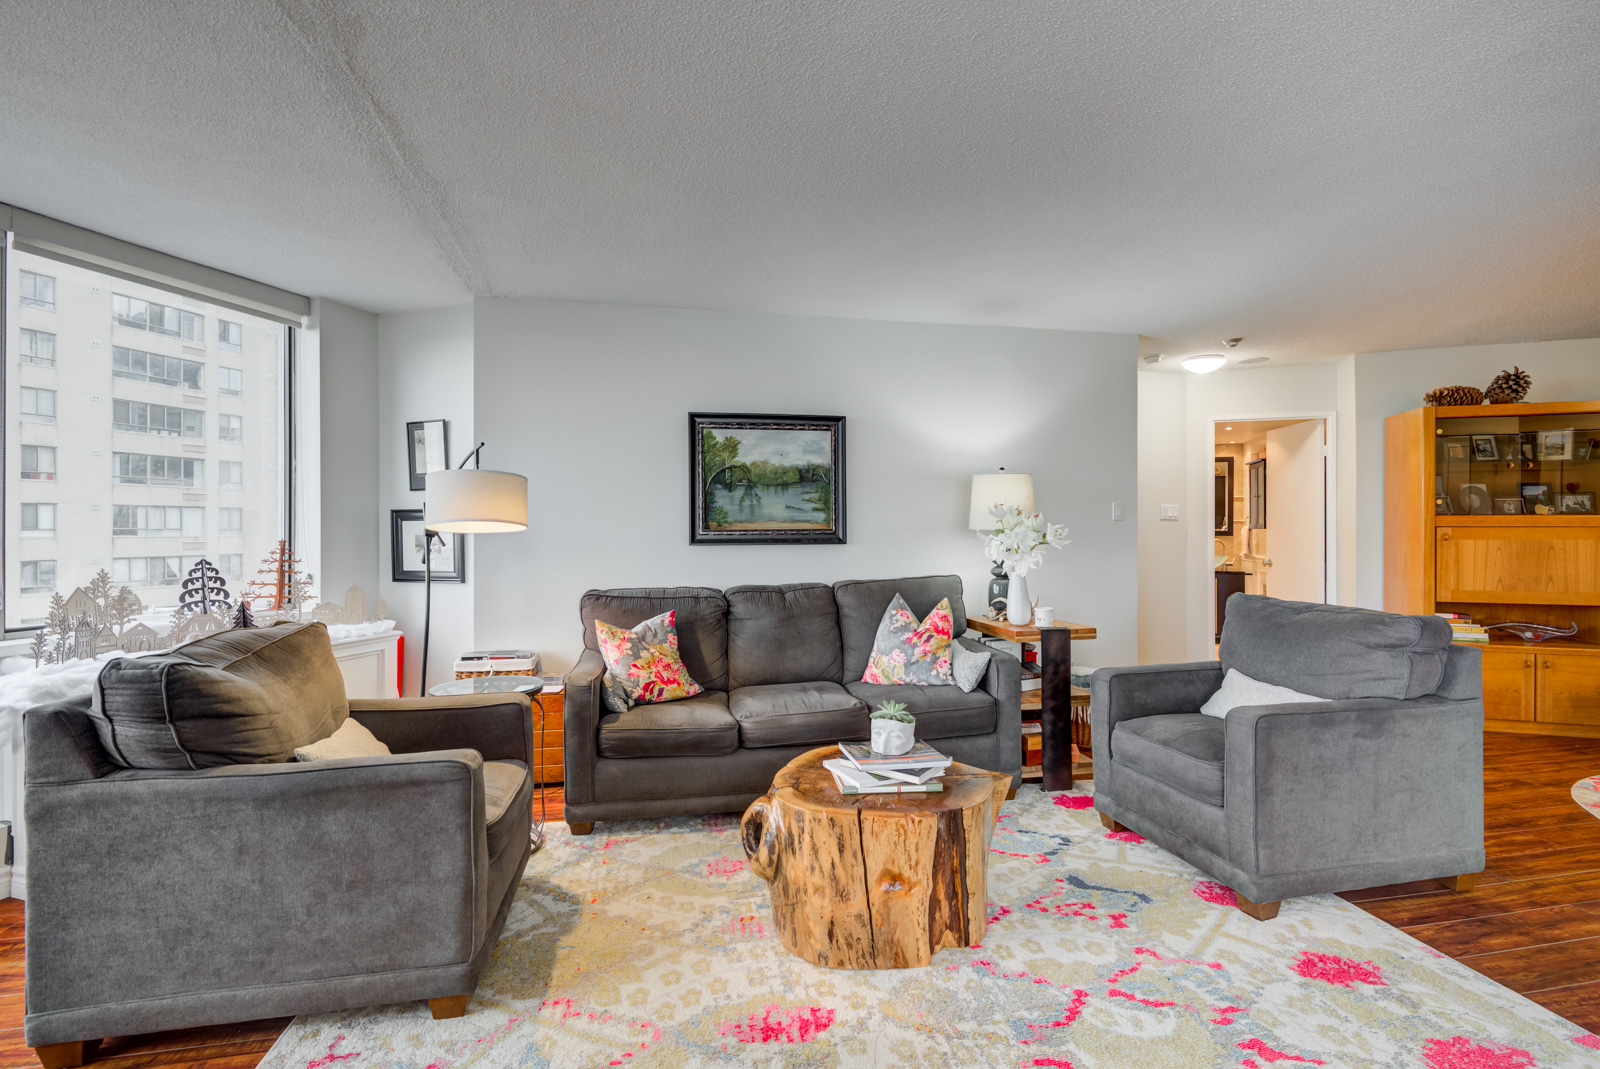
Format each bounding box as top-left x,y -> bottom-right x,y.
390,509 -> 465,582
407,419 -> 449,491
690,412 -> 845,545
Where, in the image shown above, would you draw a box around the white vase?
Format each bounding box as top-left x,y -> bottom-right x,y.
1006,573 -> 1031,625
871,718 -> 915,756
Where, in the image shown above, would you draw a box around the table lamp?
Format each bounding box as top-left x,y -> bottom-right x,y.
968,469 -> 1035,612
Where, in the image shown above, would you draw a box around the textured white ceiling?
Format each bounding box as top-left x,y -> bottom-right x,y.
2,0 -> 1597,364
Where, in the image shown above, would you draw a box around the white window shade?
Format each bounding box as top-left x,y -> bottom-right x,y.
1,203 -> 309,326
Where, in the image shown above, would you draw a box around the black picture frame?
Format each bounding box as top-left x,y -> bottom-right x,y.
390,509 -> 465,583
690,412 -> 846,545
1247,459 -> 1267,529
406,419 -> 449,492
1214,456 -> 1234,534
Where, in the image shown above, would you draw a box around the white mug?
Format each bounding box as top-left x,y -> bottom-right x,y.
1034,606 -> 1055,627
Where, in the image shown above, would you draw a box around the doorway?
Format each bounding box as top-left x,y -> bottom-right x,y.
1213,417 -> 1330,645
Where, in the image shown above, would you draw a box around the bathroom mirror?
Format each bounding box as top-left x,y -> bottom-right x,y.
1248,458 -> 1267,529
1214,457 -> 1233,534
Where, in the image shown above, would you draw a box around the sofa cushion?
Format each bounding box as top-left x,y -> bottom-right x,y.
582,587 -> 729,692
1113,714 -> 1225,806
729,681 -> 869,748
845,681 -> 993,739
90,622 -> 348,769
597,691 -> 739,758
834,576 -> 968,684
1219,594 -> 1453,700
483,759 -> 533,868
725,584 -> 843,689
861,594 -> 957,686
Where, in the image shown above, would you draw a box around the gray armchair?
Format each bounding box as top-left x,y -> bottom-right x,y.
23,689 -> 534,1069
1091,595 -> 1484,920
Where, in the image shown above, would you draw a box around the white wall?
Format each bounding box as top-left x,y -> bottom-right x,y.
1348,337 -> 1600,609
471,299 -> 1140,673
377,305 -> 474,694
1137,372 -> 1188,664
313,298 -> 381,600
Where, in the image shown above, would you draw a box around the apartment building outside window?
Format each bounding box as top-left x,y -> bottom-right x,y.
20,270 -> 55,310
7,240 -> 291,632
20,561 -> 55,595
21,445 -> 56,481
21,503 -> 56,536
21,387 -> 56,424
113,347 -> 203,390
20,328 -> 55,366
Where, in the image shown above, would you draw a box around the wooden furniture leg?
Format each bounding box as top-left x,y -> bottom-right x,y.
567,822 -> 593,835
1097,812 -> 1126,832
429,995 -> 470,1019
1005,787 -> 1017,800
1039,627 -> 1074,791
34,1039 -> 98,1069
1445,872 -> 1480,892
1236,894 -> 1281,921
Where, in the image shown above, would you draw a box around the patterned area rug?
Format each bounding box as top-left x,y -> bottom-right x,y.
259,784 -> 1598,1068
1575,776 -> 1600,820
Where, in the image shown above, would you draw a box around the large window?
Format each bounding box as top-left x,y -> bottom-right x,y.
113,347 -> 203,390
20,329 -> 55,366
112,398 -> 204,437
7,239 -> 292,631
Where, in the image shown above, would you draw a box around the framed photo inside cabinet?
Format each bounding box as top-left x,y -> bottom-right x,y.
1459,483 -> 1491,515
1559,492 -> 1596,515
690,413 -> 845,545
1493,497 -> 1525,515
1520,483 -> 1552,512
1471,435 -> 1499,461
407,419 -> 449,491
390,509 -> 465,582
1538,428 -> 1574,461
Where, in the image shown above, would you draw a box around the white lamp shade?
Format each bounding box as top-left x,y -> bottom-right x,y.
425,469 -> 528,533
968,472 -> 1034,528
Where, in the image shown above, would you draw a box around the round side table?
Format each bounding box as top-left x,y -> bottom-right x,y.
428,676 -> 549,851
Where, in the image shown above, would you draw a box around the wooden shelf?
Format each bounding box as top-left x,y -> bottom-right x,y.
1429,400 -> 1600,417
966,616 -> 1096,643
1432,515 -> 1600,527
1021,685 -> 1089,712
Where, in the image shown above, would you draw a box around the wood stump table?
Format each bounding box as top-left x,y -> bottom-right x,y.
739,746 -> 1011,969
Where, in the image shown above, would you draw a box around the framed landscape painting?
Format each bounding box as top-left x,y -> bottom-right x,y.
690,413 -> 845,544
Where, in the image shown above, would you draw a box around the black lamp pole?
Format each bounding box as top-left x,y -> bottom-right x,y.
417,441 -> 488,697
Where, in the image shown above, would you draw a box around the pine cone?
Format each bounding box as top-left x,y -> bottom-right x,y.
1484,366 -> 1532,405
1423,385 -> 1485,407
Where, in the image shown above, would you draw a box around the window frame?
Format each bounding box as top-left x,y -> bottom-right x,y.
20,328 -> 55,366
19,270 -> 55,311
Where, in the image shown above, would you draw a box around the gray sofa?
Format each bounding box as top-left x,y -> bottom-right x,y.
1091,594 -> 1485,920
23,623 -> 535,1068
563,576 -> 1022,832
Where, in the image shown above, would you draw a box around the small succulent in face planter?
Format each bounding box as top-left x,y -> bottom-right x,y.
870,700 -> 916,756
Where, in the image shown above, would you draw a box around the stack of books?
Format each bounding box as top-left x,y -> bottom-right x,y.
824,741 -> 953,794
1437,613 -> 1488,644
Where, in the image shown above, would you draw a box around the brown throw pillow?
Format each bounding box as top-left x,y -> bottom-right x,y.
90,622 -> 350,769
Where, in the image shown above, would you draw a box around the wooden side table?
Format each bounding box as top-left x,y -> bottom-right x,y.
965,615 -> 1095,791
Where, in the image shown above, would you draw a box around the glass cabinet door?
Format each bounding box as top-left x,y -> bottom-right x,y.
1435,415 -> 1598,516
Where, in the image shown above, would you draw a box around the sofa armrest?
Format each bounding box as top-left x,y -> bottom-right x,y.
350,693 -> 533,766
1090,662 -> 1223,758
956,637 -> 1021,778
1224,696 -> 1485,880
24,751 -> 490,1040
562,649 -> 605,806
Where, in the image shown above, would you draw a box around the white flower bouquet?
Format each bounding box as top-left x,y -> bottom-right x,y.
983,505 -> 1070,576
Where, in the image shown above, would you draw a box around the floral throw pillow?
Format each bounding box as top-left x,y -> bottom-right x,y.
595,610 -> 704,709
861,595 -> 955,686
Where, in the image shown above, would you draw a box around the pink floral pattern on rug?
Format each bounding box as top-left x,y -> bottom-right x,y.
1291,951 -> 1387,988
1573,776 -> 1600,820
1420,1036 -> 1537,1068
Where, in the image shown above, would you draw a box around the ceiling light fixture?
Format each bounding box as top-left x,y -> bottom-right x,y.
1223,337 -> 1244,348
1182,354 -> 1227,374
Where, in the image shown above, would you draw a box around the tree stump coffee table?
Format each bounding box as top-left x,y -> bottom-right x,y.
740,746 -> 1011,969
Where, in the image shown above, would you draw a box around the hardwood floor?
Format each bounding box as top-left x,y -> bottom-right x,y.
2,740 -> 1597,1067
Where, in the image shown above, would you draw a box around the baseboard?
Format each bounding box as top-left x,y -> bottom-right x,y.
3,863 -> 23,900
1,864 -> 10,900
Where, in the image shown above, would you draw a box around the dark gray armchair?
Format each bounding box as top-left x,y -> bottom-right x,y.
23,690 -> 534,1068
1091,594 -> 1485,920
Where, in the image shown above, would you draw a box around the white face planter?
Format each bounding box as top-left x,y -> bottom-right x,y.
871,717 -> 915,756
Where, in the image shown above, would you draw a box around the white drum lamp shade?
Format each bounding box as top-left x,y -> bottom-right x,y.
968,472 -> 1035,528
424,469 -> 528,533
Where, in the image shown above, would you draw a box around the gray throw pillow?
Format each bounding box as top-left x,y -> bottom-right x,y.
90,622 -> 349,769
951,641 -> 991,693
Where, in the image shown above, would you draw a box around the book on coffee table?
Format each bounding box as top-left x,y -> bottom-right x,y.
823,758 -> 944,794
838,739 -> 952,772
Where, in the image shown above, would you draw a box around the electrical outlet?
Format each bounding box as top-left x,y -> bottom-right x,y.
1160,504 -> 1180,521
1112,501 -> 1124,521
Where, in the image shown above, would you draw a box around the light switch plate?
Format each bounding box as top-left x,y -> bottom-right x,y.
1160,504 -> 1180,521
1112,501 -> 1124,521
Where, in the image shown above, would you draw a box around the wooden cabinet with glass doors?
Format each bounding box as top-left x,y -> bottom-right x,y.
1385,400 -> 1600,737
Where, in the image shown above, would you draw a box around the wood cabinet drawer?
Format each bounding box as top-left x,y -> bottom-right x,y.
1436,527 -> 1600,605
1534,650 -> 1600,726
1480,646 -> 1537,722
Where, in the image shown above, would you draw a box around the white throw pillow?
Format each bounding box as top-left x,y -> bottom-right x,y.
293,717 -> 392,761
951,641 -> 992,693
1199,668 -> 1326,719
